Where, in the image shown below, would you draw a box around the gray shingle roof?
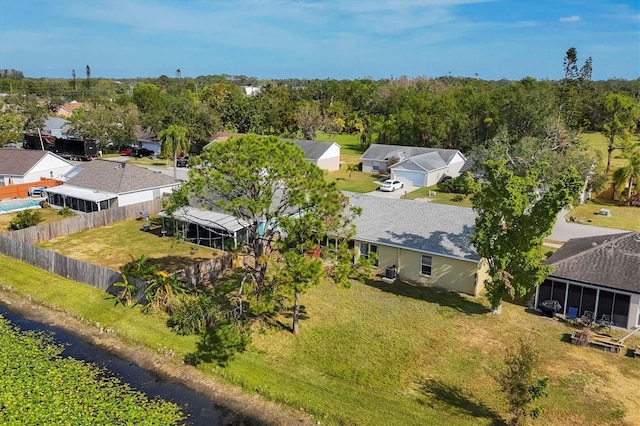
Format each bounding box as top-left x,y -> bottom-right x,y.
346,192 -> 479,261
0,148 -> 57,175
392,151 -> 448,172
545,232 -> 640,293
288,139 -> 338,161
64,159 -> 180,193
361,144 -> 462,164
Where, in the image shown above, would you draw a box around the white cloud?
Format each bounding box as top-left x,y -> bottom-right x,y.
559,15 -> 581,23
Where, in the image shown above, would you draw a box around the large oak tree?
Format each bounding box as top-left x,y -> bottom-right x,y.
165,135 -> 364,333
471,160 -> 583,312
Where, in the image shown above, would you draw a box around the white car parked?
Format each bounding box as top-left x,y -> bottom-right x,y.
379,179 -> 404,192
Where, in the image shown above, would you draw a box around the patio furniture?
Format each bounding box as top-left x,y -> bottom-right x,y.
539,300 -> 562,318
578,310 -> 594,327
596,314 -> 613,328
566,307 -> 579,323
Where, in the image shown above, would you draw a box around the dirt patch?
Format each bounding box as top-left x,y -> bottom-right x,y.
0,289 -> 315,426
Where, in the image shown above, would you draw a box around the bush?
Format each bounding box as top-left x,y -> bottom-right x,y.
8,210 -> 43,230
440,171 -> 480,195
169,294 -> 221,336
59,206 -> 76,217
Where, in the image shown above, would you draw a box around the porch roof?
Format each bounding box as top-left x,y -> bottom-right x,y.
45,185 -> 117,203
160,206 -> 248,233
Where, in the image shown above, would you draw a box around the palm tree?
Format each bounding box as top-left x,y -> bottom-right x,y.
612,153 -> 640,202
158,125 -> 189,179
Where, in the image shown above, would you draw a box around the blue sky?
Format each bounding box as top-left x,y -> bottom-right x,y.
1,0 -> 638,81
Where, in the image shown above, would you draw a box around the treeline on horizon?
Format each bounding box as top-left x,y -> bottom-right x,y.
1,56 -> 639,156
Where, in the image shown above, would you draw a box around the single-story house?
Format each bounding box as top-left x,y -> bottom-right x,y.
203,133 -> 341,172
361,144 -> 467,187
159,191 -> 486,296
0,148 -> 74,185
56,101 -> 88,118
346,192 -> 487,296
288,139 -> 341,172
535,232 -> 640,329
45,160 -> 181,212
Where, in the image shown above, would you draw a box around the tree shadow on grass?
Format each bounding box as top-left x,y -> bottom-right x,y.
275,305 -> 309,333
146,254 -> 215,273
419,379 -> 506,426
365,280 -> 490,315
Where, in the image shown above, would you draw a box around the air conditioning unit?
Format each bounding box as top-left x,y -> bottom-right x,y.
599,208 -> 611,217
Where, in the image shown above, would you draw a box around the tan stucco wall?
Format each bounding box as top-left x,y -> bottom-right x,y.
357,241 -> 484,296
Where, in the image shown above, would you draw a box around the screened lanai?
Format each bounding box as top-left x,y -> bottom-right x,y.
160,206 -> 249,251
45,185 -> 117,213
535,278 -> 636,328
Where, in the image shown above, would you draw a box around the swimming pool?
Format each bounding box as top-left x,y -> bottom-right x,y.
0,199 -> 42,214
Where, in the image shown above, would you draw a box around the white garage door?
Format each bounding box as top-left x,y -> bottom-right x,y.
393,170 -> 425,187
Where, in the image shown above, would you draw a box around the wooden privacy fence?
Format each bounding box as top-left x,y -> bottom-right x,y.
176,254 -> 233,288
0,234 -> 147,303
6,199 -> 162,244
0,178 -> 63,200
1,199 -> 234,298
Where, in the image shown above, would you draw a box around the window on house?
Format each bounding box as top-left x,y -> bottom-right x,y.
360,243 -> 378,266
421,255 -> 432,276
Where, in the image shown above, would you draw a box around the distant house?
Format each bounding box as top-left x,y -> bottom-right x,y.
346,192 -> 487,296
242,86 -> 261,96
45,160 -> 181,212
536,232 -> 640,329
287,139 -> 341,172
361,144 -> 466,187
0,148 -> 74,185
56,101 -> 88,118
203,134 -> 341,172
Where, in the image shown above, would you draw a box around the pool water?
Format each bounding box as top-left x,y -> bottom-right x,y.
0,199 -> 42,214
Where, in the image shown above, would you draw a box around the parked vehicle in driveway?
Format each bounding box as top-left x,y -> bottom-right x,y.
28,187 -> 45,196
134,148 -> 155,157
176,156 -> 189,167
379,179 -> 404,192
119,148 -> 134,156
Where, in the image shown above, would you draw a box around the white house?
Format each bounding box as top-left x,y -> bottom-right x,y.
361,144 -> 466,187
289,139 -> 341,171
0,148 -> 74,185
45,160 -> 181,212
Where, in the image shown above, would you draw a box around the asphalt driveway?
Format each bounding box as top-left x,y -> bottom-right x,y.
548,209 -> 629,242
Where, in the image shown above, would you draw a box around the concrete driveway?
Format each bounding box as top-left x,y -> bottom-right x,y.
366,183 -> 419,199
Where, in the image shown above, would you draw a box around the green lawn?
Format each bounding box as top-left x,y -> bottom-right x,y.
403,186 -> 474,208
326,167 -> 383,193
2,255 -> 638,426
127,157 -> 172,167
0,207 -> 68,233
0,255 -> 199,355
316,131 -> 363,156
36,216 -> 219,272
565,199 -> 640,232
